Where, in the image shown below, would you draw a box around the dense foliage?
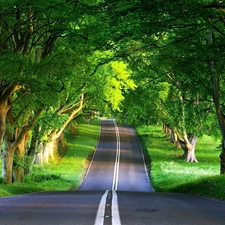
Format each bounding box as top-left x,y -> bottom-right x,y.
1,0 -> 225,184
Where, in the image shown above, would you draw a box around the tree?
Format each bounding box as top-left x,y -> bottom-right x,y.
99,0 -> 222,166
155,0 -> 225,170
2,0 -> 225,180
0,0 -> 104,183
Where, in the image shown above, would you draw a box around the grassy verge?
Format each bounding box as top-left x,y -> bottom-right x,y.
1,121 -> 224,201
0,119 -> 100,197
136,125 -> 225,201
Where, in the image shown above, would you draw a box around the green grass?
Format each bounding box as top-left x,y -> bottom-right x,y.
137,125 -> 225,201
0,119 -> 100,197
1,121 -> 225,201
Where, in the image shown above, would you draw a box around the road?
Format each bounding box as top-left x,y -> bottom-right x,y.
78,119 -> 152,192
0,119 -> 225,225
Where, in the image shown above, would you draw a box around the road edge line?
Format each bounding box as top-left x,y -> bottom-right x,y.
77,121 -> 102,189
112,121 -> 120,190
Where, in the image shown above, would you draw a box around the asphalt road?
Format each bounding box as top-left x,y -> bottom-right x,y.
78,119 -> 152,192
0,119 -> 225,225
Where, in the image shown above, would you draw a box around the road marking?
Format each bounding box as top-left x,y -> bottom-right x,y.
94,190 -> 109,225
112,190 -> 121,225
94,119 -> 121,225
101,128 -> 115,131
138,135 -> 155,192
94,190 -> 121,225
112,122 -> 120,190
77,122 -> 102,188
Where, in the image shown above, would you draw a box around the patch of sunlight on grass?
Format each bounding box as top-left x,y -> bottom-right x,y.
160,161 -> 218,177
136,124 -> 225,200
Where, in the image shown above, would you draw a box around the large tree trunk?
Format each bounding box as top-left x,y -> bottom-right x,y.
42,93 -> 84,164
2,116 -> 15,184
220,140 -> 225,174
177,132 -> 198,163
42,133 -> 65,163
25,126 -> 40,174
0,109 -> 7,146
34,142 -> 44,166
1,97 -> 15,184
43,140 -> 55,163
2,146 -> 14,184
58,131 -> 67,155
13,130 -> 30,182
165,124 -> 171,136
0,84 -> 23,183
174,130 -> 181,149
170,129 -> 175,143
2,107 -> 43,184
1,130 -> 15,184
183,134 -> 198,162
211,76 -> 225,173
0,84 -> 21,146
208,25 -> 225,174
212,78 -> 225,174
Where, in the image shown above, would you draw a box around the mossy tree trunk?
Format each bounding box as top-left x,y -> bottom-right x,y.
2,106 -> 43,184
13,130 -> 30,182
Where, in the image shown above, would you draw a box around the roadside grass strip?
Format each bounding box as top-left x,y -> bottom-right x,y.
136,125 -> 225,201
0,119 -> 100,197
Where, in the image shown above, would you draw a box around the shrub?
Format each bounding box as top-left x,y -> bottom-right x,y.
0,177 -> 7,184
29,173 -> 61,182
